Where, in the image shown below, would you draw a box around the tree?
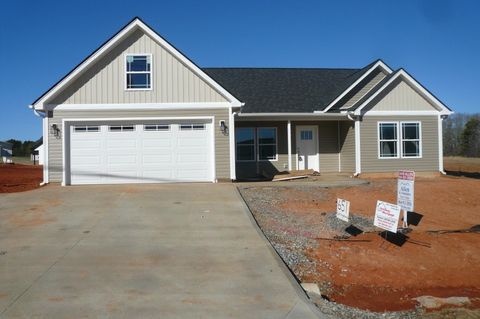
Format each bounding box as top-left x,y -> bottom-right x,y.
461,117 -> 480,157
6,139 -> 35,157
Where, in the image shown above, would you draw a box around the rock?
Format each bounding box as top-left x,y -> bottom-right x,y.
414,295 -> 471,309
301,282 -> 321,296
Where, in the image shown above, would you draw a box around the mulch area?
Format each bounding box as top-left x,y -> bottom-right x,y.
0,164 -> 43,193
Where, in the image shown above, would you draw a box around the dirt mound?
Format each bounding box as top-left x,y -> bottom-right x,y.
0,164 -> 43,193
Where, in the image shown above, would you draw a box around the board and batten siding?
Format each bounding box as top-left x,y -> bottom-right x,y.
365,78 -> 438,112
47,108 -> 231,182
360,115 -> 439,172
48,28 -> 228,105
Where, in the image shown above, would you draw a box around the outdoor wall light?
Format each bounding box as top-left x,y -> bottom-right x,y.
219,120 -> 228,135
51,124 -> 60,137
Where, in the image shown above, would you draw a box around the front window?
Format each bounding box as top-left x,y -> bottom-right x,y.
257,128 -> 277,161
126,54 -> 152,90
401,122 -> 421,157
236,128 -> 255,161
379,122 -> 398,158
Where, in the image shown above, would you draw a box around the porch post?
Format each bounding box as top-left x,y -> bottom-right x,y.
287,120 -> 292,171
354,119 -> 361,175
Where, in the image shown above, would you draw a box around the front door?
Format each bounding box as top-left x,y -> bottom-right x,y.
296,125 -> 319,171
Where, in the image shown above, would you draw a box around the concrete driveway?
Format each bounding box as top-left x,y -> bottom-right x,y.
0,184 -> 320,318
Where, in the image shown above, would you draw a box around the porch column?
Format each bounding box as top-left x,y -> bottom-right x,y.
287,120 -> 292,171
354,119 -> 361,175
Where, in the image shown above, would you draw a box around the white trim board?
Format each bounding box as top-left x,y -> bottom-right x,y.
50,102 -> 231,111
31,18 -> 242,110
320,60 -> 393,113
354,69 -> 453,116
363,111 -> 440,116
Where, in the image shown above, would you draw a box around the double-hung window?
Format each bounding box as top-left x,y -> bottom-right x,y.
378,121 -> 422,159
236,127 -> 278,161
126,54 -> 152,90
401,122 -> 421,157
236,128 -> 255,161
257,128 -> 277,161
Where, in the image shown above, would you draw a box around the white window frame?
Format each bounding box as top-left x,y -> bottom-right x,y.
236,127 -> 256,162
377,121 -> 423,159
401,121 -> 422,159
257,127 -> 278,162
179,123 -> 206,131
144,124 -> 170,131
124,53 -> 153,91
109,125 -> 136,132
73,125 -> 100,133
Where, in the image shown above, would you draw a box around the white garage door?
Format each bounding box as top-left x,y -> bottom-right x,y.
69,121 -> 213,185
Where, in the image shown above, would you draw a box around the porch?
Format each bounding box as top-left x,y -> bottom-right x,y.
234,115 -> 359,180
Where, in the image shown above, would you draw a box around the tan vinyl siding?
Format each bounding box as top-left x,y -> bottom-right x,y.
337,69 -> 387,110
360,115 -> 439,172
318,122 -> 339,172
47,108 -> 231,182
339,121 -> 355,172
366,78 -> 438,112
48,29 -> 227,105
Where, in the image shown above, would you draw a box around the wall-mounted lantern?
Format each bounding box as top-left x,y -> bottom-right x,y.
219,120 -> 228,135
51,124 -> 61,137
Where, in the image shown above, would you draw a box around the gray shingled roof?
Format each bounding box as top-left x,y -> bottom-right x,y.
203,61 -> 377,113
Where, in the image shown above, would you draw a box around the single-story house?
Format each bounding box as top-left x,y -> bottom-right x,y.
0,141 -> 13,163
29,17 -> 452,186
31,138 -> 44,165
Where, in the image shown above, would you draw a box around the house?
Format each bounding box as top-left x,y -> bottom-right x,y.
29,17 -> 452,186
31,138 -> 44,165
0,141 -> 13,163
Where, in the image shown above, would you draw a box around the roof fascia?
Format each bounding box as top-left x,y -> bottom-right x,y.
353,69 -> 453,116
321,60 -> 393,113
32,18 -> 242,110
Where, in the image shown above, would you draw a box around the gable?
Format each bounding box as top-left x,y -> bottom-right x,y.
364,77 -> 440,112
48,28 -> 228,105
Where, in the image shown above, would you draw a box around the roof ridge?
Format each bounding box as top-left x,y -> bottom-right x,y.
202,67 -> 362,70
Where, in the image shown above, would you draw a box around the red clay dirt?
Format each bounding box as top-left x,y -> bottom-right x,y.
267,175 -> 480,312
0,164 -> 43,193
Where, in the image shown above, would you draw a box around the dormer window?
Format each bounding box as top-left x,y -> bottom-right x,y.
125,54 -> 152,90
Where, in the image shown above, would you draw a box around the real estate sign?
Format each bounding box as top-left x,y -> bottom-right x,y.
336,198 -> 350,222
374,200 -> 401,233
397,170 -> 415,212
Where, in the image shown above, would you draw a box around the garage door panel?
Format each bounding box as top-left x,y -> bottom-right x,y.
69,120 -> 213,185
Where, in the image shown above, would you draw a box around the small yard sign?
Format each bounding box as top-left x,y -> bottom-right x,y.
397,170 -> 415,212
374,200 -> 401,233
336,198 -> 350,222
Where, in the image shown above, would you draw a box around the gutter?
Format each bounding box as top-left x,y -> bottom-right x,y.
29,105 -> 48,186
236,112 -> 350,118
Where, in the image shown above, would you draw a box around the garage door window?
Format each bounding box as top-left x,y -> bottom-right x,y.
144,125 -> 170,131
74,126 -> 100,132
109,125 -> 135,132
180,124 -> 206,131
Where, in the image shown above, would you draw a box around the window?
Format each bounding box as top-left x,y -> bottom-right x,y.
74,126 -> 99,132
109,125 -> 135,132
300,130 -> 313,140
236,128 -> 255,161
378,122 -> 422,159
144,124 -> 170,131
402,122 -> 421,157
257,128 -> 277,161
379,122 -> 398,158
126,54 -> 152,90
180,124 -> 206,131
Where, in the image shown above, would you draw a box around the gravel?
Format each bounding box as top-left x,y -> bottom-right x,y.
238,185 -> 426,319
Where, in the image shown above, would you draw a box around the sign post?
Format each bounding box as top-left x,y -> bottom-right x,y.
397,170 -> 415,228
336,198 -> 350,222
374,200 -> 402,233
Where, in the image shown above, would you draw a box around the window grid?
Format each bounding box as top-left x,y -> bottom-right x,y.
401,122 -> 421,158
378,121 -> 422,159
236,128 -> 255,162
125,54 -> 152,90
109,125 -> 135,132
180,124 -> 206,131
74,126 -> 100,133
235,127 -> 278,162
257,127 -> 277,161
144,124 -> 170,131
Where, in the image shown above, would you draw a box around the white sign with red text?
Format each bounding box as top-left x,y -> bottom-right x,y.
397,170 -> 415,212
374,200 -> 401,233
336,198 -> 350,222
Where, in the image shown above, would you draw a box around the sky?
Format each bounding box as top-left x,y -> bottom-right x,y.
0,0 -> 479,141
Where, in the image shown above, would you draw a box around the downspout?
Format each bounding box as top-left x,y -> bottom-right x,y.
30,105 -> 49,186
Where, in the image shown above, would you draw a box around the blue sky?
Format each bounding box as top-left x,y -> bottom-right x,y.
0,0 -> 479,141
